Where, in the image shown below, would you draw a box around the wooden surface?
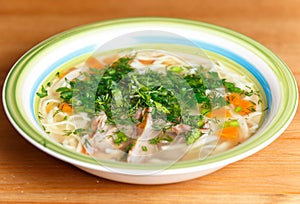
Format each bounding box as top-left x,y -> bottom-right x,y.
0,0 -> 300,203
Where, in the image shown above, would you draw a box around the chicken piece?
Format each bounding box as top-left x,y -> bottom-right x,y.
127,108 -> 161,163
171,124 -> 192,135
89,112 -> 127,160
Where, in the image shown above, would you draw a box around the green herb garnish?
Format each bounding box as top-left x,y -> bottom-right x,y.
185,129 -> 202,145
36,85 -> 48,98
113,131 -> 128,145
149,135 -> 174,144
141,146 -> 148,151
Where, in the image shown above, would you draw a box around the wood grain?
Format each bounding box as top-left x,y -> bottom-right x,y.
0,0 -> 299,203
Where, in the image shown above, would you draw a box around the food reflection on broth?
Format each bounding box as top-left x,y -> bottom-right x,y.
36,49 -> 265,164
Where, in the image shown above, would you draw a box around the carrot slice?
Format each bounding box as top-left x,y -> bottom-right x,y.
207,107 -> 231,118
58,103 -> 73,114
81,146 -> 89,155
102,54 -> 118,65
139,59 -> 155,65
226,93 -> 256,115
59,67 -> 76,79
239,100 -> 256,115
86,56 -> 103,69
220,126 -> 239,140
226,93 -> 241,106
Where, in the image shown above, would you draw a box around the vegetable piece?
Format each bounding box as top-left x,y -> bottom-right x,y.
141,146 -> 148,151
226,93 -> 256,115
113,131 -> 128,145
86,57 -> 103,69
239,100 -> 256,115
220,126 -> 239,140
56,87 -> 73,102
58,103 -> 73,114
185,129 -> 202,145
36,85 -> 48,98
170,66 -> 184,73
223,120 -> 239,128
197,120 -> 205,128
222,80 -> 243,94
59,67 -> 76,79
226,93 -> 241,106
138,59 -> 155,65
234,106 -> 242,112
102,54 -> 118,65
149,135 -> 174,144
81,147 -> 88,155
184,68 -> 226,111
207,107 -> 231,118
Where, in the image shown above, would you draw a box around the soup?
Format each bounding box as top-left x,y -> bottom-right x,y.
36,49 -> 265,163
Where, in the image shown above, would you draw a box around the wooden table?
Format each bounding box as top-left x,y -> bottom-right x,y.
1,0 -> 299,203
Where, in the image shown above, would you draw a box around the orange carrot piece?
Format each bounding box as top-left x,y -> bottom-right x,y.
59,67 -> 76,79
102,54 -> 118,65
86,56 -> 103,69
226,93 -> 241,106
58,103 -> 73,114
138,59 -> 155,65
81,147 -> 89,155
207,107 -> 231,118
220,126 -> 239,140
227,93 -> 256,115
239,100 -> 256,115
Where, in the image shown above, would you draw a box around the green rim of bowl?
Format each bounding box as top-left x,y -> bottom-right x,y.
3,17 -> 298,170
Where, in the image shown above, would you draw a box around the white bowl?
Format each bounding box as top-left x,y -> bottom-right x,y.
2,18 -> 298,184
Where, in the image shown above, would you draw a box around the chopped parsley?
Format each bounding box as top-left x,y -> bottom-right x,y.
222,80 -> 243,94
113,131 -> 128,145
36,85 -> 48,98
185,129 -> 202,145
63,128 -> 87,137
149,135 -> 174,144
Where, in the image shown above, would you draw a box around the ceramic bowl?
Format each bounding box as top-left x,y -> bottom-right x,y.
3,18 -> 298,184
